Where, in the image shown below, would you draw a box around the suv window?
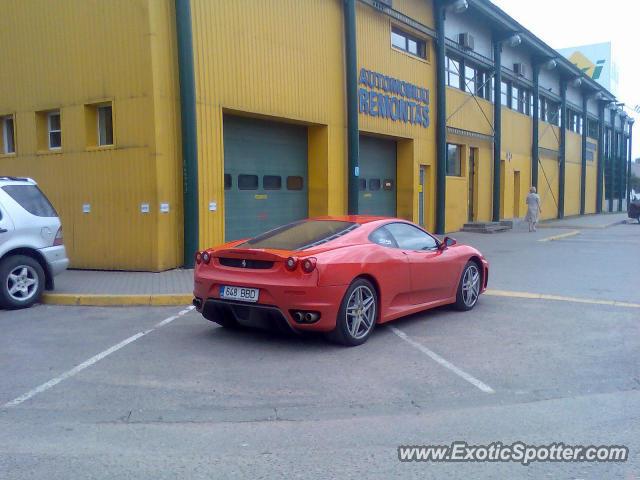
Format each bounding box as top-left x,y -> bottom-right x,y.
2,185 -> 58,217
384,222 -> 438,250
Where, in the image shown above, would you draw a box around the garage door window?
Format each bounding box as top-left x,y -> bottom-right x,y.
286,176 -> 304,190
369,179 -> 381,191
359,179 -> 367,191
263,175 -> 282,190
238,174 -> 258,190
224,174 -> 232,190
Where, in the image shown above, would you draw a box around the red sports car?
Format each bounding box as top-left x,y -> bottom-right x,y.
193,216 -> 488,346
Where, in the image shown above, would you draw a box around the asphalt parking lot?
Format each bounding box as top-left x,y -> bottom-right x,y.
1,223 -> 639,479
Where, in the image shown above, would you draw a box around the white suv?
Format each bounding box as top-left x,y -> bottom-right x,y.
0,177 -> 69,308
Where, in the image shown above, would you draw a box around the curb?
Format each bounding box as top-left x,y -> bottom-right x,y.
42,293 -> 193,307
538,218 -> 626,230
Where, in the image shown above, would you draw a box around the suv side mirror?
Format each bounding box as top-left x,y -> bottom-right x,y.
439,236 -> 457,250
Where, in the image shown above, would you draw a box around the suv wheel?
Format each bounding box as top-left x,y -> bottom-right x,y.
0,255 -> 45,309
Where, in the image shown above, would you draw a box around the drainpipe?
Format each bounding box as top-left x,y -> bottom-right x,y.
175,0 -> 199,267
558,79 -> 567,219
619,127 -> 626,211
609,109 -> 615,212
628,120 -> 635,207
491,37 -> 502,222
435,0 -> 447,233
531,63 -> 540,190
580,93 -> 587,215
344,0 -> 359,215
596,101 -> 605,213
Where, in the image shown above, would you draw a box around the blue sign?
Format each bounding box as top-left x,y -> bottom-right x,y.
358,68 -> 430,128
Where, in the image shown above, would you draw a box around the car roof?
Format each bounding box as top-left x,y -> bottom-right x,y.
0,176 -> 37,186
308,215 -> 393,225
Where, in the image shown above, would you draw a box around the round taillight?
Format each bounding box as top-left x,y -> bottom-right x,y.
285,257 -> 297,271
202,251 -> 211,264
195,251 -> 202,264
301,257 -> 317,273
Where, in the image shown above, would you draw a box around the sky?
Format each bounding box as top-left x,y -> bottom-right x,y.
490,0 -> 639,159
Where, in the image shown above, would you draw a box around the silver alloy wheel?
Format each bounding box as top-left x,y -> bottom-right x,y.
462,264 -> 480,307
7,265 -> 39,302
345,285 -> 376,340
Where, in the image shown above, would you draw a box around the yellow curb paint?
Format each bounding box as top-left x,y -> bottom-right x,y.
485,289 -> 640,309
538,230 -> 581,242
42,293 -> 192,307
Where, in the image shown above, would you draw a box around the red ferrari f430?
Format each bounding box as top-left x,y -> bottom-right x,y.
193,216 -> 488,346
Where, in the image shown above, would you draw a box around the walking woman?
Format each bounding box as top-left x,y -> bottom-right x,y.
525,186 -> 542,232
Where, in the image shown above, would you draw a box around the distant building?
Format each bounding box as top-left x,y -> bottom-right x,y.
557,42 -> 619,97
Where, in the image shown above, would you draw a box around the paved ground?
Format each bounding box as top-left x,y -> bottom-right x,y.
1,219 -> 639,478
52,269 -> 193,295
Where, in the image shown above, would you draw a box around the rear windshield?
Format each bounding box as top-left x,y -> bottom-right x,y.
2,185 -> 58,217
240,220 -> 358,250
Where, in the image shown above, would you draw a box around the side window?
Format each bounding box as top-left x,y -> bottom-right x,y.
385,222 -> 438,250
369,226 -> 397,248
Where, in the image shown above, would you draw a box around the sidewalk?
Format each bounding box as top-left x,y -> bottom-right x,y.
43,269 -> 193,306
537,212 -> 629,229
42,212 -> 631,307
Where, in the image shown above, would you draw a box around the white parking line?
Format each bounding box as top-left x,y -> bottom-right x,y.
2,306 -> 195,409
389,326 -> 495,394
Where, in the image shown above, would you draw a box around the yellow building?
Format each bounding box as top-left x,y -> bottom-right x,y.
0,0 -> 630,271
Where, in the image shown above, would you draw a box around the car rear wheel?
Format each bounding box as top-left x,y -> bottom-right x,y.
0,255 -> 45,309
453,261 -> 481,311
328,278 -> 377,347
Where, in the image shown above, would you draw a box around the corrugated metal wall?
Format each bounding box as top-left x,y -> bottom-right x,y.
0,0 -> 181,270
190,0 -> 347,249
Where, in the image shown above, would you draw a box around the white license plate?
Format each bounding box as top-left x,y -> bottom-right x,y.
220,285 -> 259,303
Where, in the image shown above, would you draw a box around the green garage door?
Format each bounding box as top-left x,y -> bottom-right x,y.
224,115 -> 308,241
359,135 -> 397,216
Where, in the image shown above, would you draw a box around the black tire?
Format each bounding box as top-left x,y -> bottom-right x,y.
327,278 -> 378,347
453,261 -> 481,311
0,255 -> 45,309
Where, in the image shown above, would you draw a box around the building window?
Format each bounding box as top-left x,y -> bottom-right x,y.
517,88 -> 530,115
464,64 -> 477,95
47,111 -> 61,150
446,143 -> 462,176
587,119 -> 598,139
1,115 -> 15,154
445,56 -> 461,89
85,102 -> 113,147
501,81 -> 509,106
98,105 -> 113,146
511,85 -> 519,110
390,26 -> 427,60
477,70 -> 493,101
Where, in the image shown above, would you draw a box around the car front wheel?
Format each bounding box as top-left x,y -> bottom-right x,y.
0,255 -> 45,309
453,261 -> 481,311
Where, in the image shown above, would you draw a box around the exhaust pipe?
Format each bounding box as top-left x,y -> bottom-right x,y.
192,298 -> 202,310
304,312 -> 319,322
294,311 -> 304,323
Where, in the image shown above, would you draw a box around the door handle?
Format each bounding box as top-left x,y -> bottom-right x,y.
0,228 -> 8,233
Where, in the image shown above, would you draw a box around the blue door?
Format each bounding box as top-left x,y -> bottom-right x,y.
223,115 -> 308,241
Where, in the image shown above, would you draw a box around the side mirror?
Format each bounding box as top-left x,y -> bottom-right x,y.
439,236 -> 457,250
